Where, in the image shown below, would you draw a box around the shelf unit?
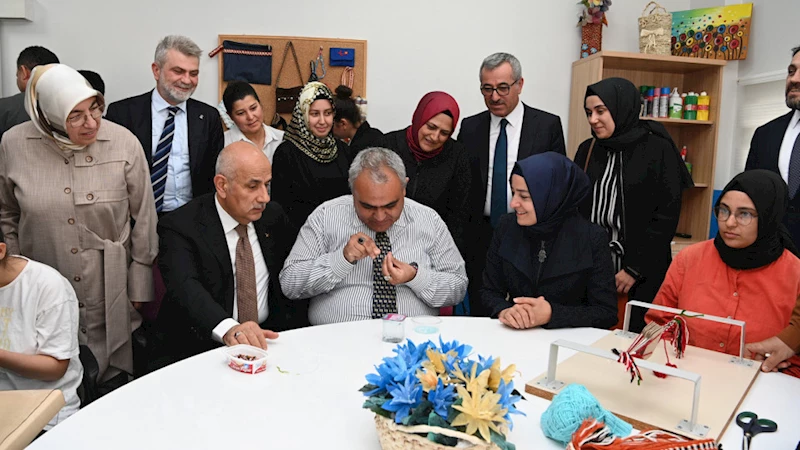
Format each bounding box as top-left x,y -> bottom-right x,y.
567,50 -> 725,246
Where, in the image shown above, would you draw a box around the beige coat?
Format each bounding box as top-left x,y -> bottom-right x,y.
0,120 -> 158,381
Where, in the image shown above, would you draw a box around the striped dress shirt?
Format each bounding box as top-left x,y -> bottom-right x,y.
279,195 -> 467,325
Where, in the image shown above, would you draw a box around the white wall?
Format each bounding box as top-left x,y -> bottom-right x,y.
737,0 -> 795,80
0,0 -> 689,136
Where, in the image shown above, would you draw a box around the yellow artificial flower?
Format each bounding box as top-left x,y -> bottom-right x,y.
590,0 -> 604,6
423,348 -> 447,375
416,369 -> 439,392
488,359 -> 517,391
453,361 -> 490,392
451,385 -> 508,442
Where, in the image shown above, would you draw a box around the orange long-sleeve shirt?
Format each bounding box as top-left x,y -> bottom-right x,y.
647,240 -> 800,356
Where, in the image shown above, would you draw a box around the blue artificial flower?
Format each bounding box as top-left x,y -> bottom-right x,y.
496,379 -> 526,429
365,345 -> 425,396
438,336 -> 472,361
393,340 -> 431,370
427,379 -> 456,419
475,355 -> 495,374
581,43 -> 589,50
383,374 -> 423,423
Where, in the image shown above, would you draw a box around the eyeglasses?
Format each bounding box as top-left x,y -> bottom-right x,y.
714,206 -> 758,226
480,79 -> 519,97
67,104 -> 103,128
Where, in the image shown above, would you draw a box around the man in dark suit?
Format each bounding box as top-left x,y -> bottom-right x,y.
745,45 -> 800,245
154,142 -> 300,367
0,46 -> 59,139
106,35 -> 223,214
458,52 -> 566,317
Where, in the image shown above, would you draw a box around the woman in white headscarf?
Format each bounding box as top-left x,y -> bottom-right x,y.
0,64 -> 158,389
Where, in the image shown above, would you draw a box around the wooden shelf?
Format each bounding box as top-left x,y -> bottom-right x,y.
642,117 -> 713,126
569,51 -> 724,248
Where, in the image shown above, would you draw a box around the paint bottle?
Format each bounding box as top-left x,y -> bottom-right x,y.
697,91 -> 710,121
669,88 -> 683,119
684,92 -> 698,120
680,145 -> 687,161
650,88 -> 660,118
659,87 -> 670,118
646,88 -> 655,117
639,86 -> 648,117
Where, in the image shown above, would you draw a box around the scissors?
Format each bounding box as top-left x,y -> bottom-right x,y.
736,411 -> 777,450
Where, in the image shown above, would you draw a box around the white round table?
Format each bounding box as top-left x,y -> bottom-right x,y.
30,317 -> 800,449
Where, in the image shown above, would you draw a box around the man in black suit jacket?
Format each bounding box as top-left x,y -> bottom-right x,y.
745,45 -> 800,246
458,52 -> 566,317
106,35 -> 223,212
154,142 -> 300,367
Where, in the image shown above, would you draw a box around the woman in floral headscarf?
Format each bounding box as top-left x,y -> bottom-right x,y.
271,82 -> 352,229
0,64 -> 157,389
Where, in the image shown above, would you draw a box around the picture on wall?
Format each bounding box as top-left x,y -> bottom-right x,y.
671,3 -> 752,60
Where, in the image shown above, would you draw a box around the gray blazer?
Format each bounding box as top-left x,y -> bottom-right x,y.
0,93 -> 29,141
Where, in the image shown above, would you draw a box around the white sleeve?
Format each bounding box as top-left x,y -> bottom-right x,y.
36,276 -> 80,361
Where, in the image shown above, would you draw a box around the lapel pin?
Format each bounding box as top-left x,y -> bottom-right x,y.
199,114 -> 204,120
264,233 -> 270,238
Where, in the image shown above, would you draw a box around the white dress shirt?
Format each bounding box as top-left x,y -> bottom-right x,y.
151,90 -> 192,211
778,110 -> 800,184
211,196 -> 270,342
279,196 -> 467,325
224,123 -> 284,163
484,101 -> 525,217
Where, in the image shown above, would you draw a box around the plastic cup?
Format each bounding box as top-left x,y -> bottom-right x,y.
412,316 -> 442,334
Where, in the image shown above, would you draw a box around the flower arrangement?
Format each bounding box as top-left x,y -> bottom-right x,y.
360,338 -> 524,449
578,0 -> 612,26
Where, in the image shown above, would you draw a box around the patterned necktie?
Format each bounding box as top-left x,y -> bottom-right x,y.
235,224 -> 259,324
371,232 -> 397,319
151,106 -> 179,212
787,133 -> 800,198
490,118 -> 509,227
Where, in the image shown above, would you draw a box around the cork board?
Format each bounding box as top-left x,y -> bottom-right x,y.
526,331 -> 760,441
215,35 -> 368,124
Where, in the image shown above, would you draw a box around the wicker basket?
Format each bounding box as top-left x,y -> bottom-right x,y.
638,1 -> 672,55
373,415 -> 502,450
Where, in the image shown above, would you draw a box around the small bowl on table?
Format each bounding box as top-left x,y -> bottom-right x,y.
225,344 -> 268,374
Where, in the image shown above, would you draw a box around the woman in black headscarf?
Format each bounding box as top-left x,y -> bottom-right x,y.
647,170 -> 800,358
479,152 -> 617,330
574,77 -> 693,332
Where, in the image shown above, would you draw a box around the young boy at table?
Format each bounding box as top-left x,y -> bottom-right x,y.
0,229 -> 83,429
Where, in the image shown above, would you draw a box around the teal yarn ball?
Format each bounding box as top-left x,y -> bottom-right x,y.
540,384 -> 633,445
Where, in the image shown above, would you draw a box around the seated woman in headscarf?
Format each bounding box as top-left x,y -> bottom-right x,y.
574,77 -> 693,333
480,152 -> 617,329
271,82 -> 351,228
647,170 -> 800,360
223,81 -> 284,163
332,85 -> 382,156
0,228 -> 83,430
0,64 -> 158,389
379,92 -> 471,257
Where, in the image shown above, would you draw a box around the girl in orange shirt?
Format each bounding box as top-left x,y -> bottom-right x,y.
648,170 -> 800,357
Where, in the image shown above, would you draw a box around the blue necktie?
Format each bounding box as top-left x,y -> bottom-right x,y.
151,106 -> 179,212
490,118 -> 509,227
788,132 -> 800,199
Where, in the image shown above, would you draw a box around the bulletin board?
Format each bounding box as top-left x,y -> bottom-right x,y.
215,35 -> 368,124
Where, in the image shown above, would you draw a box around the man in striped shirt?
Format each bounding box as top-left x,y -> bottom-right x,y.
279,148 -> 467,325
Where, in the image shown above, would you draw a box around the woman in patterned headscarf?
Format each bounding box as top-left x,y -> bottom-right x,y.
0,64 -> 158,389
271,82 -> 352,229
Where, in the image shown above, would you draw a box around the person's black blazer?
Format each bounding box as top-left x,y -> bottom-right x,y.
480,213 -> 617,329
155,193 -> 302,360
458,103 -> 566,219
105,91 -> 224,199
745,111 -> 800,246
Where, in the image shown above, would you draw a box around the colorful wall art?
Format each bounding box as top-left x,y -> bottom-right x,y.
671,3 -> 752,60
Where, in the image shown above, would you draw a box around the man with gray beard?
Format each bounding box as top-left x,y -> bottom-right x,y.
745,45 -> 800,246
107,35 -> 223,214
